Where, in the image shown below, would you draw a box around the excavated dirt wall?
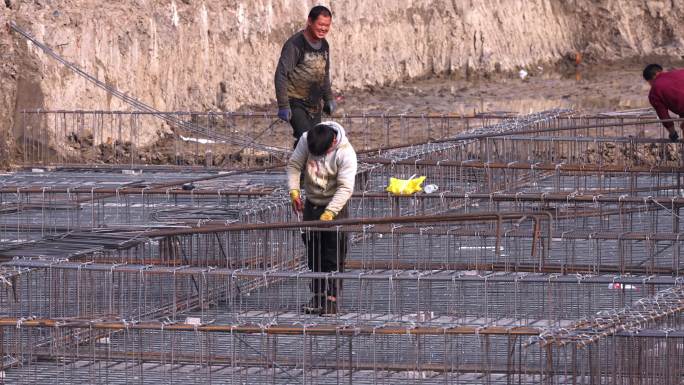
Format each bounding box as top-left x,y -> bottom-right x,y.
1,0 -> 683,163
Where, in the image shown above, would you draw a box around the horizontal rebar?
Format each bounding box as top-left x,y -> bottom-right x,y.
4,259 -> 679,285
0,317 -> 542,336
362,158 -> 684,173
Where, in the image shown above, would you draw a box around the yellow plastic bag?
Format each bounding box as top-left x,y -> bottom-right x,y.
386,175 -> 426,196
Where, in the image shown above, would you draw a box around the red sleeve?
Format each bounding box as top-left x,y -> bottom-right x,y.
649,91 -> 674,130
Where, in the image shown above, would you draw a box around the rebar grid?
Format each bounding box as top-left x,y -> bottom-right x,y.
537,284 -> 684,347
1,318 -> 683,385
0,258 -> 676,330
2,110 -> 684,384
16,110 -> 511,168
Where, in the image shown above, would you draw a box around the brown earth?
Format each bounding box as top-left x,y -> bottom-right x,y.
331,56 -> 684,117
48,56 -> 684,168
2,1 -> 684,167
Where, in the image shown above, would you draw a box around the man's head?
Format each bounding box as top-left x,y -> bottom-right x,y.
307,123 -> 337,156
306,5 -> 332,41
643,64 -> 663,85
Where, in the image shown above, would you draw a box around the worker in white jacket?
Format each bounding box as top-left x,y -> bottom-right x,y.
286,121 -> 357,315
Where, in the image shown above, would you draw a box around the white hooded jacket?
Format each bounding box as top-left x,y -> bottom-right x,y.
286,121 -> 357,214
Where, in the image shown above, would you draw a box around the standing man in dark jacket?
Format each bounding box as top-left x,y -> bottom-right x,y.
643,64 -> 684,142
274,5 -> 336,148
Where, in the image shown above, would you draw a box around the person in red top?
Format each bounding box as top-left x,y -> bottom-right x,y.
644,64 -> 684,142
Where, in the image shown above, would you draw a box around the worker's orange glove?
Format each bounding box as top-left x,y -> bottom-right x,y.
289,189 -> 303,213
320,210 -> 336,221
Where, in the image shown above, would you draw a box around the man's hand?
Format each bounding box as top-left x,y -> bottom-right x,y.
290,189 -> 303,213
278,108 -> 292,122
320,210 -> 336,221
669,130 -> 679,143
323,100 -> 336,115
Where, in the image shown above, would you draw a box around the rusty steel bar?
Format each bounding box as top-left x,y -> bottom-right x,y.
4,189 -> 684,204
19,109 -> 515,120
343,260 -> 680,275
0,317 -> 542,336
362,158 -> 684,173
355,116 -> 684,155
5,259 -> 679,285
142,211 -> 540,237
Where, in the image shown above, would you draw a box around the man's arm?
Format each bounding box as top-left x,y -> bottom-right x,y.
650,92 -> 675,130
325,149 -> 357,214
274,40 -> 300,109
286,135 -> 308,191
322,46 -> 333,103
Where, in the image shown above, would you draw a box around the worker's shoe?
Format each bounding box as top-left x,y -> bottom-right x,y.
319,297 -> 338,317
669,131 -> 680,142
302,296 -> 323,315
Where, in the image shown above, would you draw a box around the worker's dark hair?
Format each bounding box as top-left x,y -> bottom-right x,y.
308,5 -> 332,21
643,64 -> 663,81
307,123 -> 336,156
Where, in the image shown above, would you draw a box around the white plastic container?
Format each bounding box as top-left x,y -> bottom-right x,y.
423,184 -> 439,194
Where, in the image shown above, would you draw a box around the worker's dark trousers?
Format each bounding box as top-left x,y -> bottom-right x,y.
302,200 -> 347,299
289,100 -> 321,149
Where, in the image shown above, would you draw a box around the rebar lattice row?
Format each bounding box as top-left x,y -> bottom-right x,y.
17,110 -> 512,167
3,256 -> 679,328
3,110 -> 684,384
1,317 -> 683,384
537,284 -> 684,347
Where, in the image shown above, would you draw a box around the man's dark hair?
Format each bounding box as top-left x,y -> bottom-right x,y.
643,64 -> 663,81
308,5 -> 332,21
307,123 -> 335,156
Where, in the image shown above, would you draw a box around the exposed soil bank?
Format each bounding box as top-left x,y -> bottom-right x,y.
1,1 -> 684,165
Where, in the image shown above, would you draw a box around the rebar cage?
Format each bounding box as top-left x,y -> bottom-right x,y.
2,109 -> 684,384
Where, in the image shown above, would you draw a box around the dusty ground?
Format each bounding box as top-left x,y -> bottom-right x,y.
237,57 -> 684,167
49,57 -> 684,167
331,57 -> 684,117
240,58 -> 683,146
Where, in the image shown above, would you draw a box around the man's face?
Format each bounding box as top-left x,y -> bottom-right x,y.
307,15 -> 332,40
326,135 -> 337,154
